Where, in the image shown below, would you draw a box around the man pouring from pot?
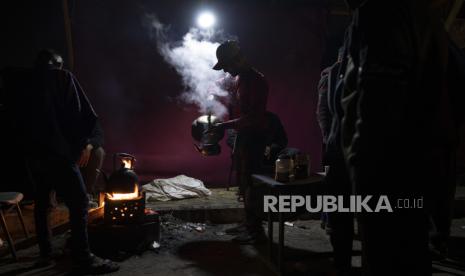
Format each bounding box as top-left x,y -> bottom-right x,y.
207,40 -> 269,243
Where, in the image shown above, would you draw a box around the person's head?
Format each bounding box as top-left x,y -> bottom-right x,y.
35,49 -> 63,69
213,40 -> 247,76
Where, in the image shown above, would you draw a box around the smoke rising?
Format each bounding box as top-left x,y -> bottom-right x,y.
146,15 -> 232,117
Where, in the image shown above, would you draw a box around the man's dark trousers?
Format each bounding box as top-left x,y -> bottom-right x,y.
28,155 -> 90,258
325,156 -> 354,271
235,130 -> 266,232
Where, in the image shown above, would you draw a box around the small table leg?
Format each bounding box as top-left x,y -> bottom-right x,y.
0,210 -> 17,260
268,205 -> 273,261
278,204 -> 284,275
16,203 -> 29,238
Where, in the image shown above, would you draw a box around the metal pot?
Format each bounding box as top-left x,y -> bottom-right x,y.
191,115 -> 225,156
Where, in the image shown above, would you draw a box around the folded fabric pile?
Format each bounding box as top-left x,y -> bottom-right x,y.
143,175 -> 211,202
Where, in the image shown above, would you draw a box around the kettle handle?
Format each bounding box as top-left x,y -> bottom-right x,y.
113,153 -> 136,170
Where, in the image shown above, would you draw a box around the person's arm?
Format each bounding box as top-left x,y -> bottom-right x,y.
78,120 -> 104,168
342,2 -> 415,165
71,73 -> 97,135
61,70 -> 98,161
317,67 -> 332,144
88,120 -> 104,149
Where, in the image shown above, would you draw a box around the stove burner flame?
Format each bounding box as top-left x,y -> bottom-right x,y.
106,184 -> 139,201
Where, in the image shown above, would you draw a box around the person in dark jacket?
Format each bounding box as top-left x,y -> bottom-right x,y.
430,36 -> 465,260
341,1 -> 458,274
317,45 -> 355,274
4,49 -> 119,273
209,41 -> 269,244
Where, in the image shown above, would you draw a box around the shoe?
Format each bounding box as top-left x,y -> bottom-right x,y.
232,230 -> 267,245
87,194 -> 99,209
224,223 -> 247,235
74,253 -> 120,274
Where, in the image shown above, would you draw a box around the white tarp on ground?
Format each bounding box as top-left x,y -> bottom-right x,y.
143,175 -> 211,202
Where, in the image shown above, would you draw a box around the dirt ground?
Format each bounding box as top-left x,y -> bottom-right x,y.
0,213 -> 355,276
1,213 -> 465,276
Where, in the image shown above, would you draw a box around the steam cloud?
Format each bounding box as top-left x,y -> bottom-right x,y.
146,15 -> 232,117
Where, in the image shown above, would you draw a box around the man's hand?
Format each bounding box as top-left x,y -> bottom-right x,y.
78,144 -> 93,168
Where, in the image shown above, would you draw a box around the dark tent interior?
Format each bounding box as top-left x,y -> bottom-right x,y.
1,0 -> 465,275
0,0 -> 346,188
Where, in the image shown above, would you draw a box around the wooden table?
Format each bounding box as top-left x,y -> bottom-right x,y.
251,173 -> 324,275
